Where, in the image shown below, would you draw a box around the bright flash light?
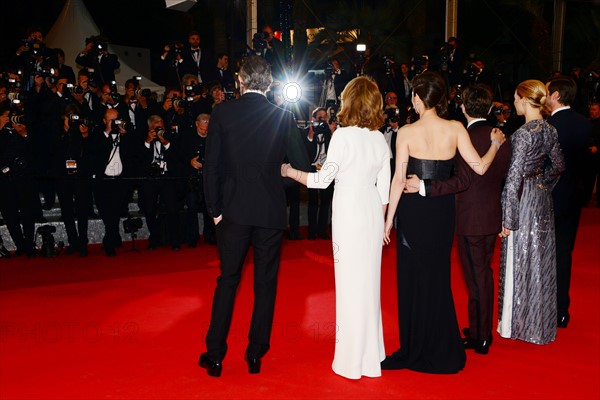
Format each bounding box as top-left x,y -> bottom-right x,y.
356,43 -> 366,52
282,82 -> 302,103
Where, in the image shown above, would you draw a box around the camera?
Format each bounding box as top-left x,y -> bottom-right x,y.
9,114 -> 26,125
148,161 -> 165,177
172,96 -> 188,108
86,35 -> 109,54
385,108 -> 400,123
36,225 -> 58,258
134,88 -> 152,98
383,55 -> 395,76
185,83 -> 202,98
123,217 -> 143,234
252,32 -> 268,54
312,120 -> 329,135
112,119 -> 133,132
69,114 -> 93,127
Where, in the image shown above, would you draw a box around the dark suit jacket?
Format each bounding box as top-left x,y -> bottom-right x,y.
303,126 -> 332,172
203,92 -> 297,229
75,53 -> 120,86
427,120 -> 512,236
179,48 -> 217,85
548,108 -> 592,211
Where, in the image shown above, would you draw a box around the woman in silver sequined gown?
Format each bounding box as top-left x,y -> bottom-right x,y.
498,80 -> 565,345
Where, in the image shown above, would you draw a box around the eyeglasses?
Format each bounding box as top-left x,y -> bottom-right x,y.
386,96 -> 397,100
197,120 -> 209,124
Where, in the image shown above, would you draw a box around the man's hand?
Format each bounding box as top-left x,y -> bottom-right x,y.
499,226 -> 511,238
190,156 -> 202,169
146,129 -> 157,144
14,123 -> 28,138
213,215 -> 223,225
79,124 -> 89,138
403,174 -> 421,193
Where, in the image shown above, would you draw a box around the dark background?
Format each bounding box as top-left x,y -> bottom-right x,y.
1,0 -> 599,97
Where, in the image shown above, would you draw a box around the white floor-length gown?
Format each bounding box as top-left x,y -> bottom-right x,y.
307,126 -> 391,379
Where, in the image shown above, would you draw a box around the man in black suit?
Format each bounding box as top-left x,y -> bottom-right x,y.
75,36 -> 120,87
91,108 -> 138,257
199,56 -> 302,377
303,107 -> 336,240
546,76 -> 592,328
406,85 -> 511,354
180,31 -> 216,86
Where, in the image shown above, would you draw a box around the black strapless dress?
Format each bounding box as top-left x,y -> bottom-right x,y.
382,156 -> 466,374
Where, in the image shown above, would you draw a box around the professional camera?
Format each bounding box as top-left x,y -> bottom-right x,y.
184,83 -> 202,98
36,225 -> 58,258
172,96 -> 189,109
111,119 -> 133,132
69,114 -> 93,127
134,88 -> 152,98
7,77 -> 22,91
438,42 -> 452,71
123,217 -> 143,234
148,161 -> 165,177
224,91 -> 236,101
9,114 -> 26,126
86,35 -> 109,54
455,84 -> 463,100
385,107 -> 401,123
312,120 -> 329,136
411,55 -> 428,76
382,55 -> 395,76
252,32 -> 268,54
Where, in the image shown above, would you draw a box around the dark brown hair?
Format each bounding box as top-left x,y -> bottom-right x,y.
411,71 -> 448,117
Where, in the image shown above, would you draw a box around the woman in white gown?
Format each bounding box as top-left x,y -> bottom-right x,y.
282,76 -> 391,379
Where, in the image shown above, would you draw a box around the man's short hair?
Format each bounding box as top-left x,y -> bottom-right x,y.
462,84 -> 493,118
147,115 -> 163,127
238,56 -> 272,93
547,76 -> 577,106
188,30 -> 200,38
312,107 -> 326,118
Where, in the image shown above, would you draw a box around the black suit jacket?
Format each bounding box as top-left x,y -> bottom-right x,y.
427,121 -> 512,236
548,108 -> 592,211
302,126 -> 332,172
75,53 -> 120,86
179,48 -> 217,85
203,92 -> 298,229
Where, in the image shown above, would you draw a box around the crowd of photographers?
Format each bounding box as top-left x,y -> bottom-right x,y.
1,27 -> 599,258
0,28 -> 241,258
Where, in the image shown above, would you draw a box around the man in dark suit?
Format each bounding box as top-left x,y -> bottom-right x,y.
90,107 -> 138,257
546,76 -> 592,328
303,107 -> 336,240
75,36 -> 120,87
199,56 -> 305,377
180,31 -> 216,86
406,85 -> 511,354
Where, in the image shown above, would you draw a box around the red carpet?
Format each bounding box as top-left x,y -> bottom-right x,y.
1,208 -> 599,399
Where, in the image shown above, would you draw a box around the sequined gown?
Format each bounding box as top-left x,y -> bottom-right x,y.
498,119 -> 565,344
382,156 -> 466,374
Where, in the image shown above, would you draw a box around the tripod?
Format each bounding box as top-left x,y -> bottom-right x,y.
125,231 -> 140,253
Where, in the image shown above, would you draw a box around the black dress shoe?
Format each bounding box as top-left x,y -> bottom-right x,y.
318,232 -> 331,240
286,230 -> 304,240
79,245 -> 88,257
64,246 -> 78,255
245,354 -> 261,374
199,353 -> 222,377
557,314 -> 570,328
105,248 -> 116,257
307,233 -> 317,240
463,337 -> 492,354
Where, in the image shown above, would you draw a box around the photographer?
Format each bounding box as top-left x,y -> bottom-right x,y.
75,36 -> 120,87
91,107 -> 137,257
181,113 -> 215,247
140,115 -> 181,251
0,104 -> 37,257
303,107 -> 336,240
11,27 -> 57,91
379,106 -> 403,179
258,25 -> 286,79
487,101 -> 518,136
322,58 -> 350,110
214,53 -> 236,92
51,104 -> 93,257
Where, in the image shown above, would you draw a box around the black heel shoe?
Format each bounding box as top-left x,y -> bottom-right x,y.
199,353 -> 222,377
245,354 -> 261,374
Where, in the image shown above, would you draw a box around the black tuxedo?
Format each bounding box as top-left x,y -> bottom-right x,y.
215,67 -> 236,91
426,121 -> 512,341
202,92 -> 298,361
90,127 -> 139,252
548,108 -> 592,319
179,47 -> 216,85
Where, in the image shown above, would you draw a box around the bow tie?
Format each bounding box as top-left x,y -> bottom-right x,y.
192,49 -> 199,54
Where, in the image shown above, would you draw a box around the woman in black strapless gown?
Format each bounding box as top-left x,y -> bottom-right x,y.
382,72 -> 506,374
